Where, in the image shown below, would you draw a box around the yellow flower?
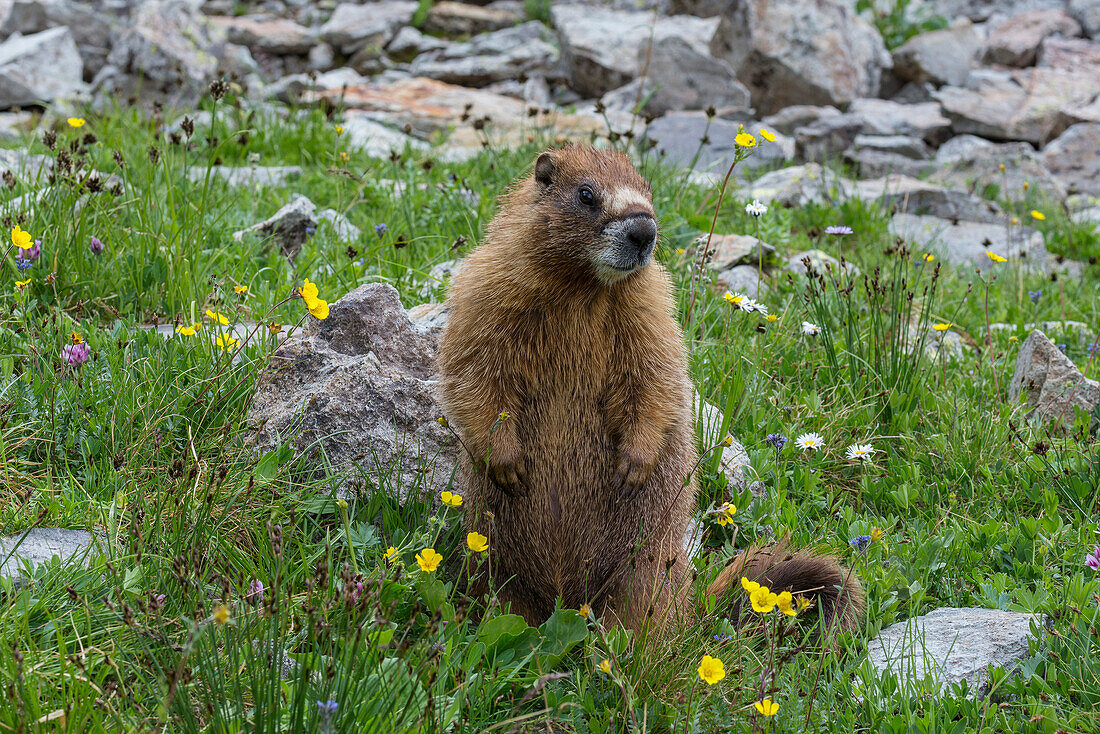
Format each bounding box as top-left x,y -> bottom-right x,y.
337,498 -> 348,509
759,128 -> 777,142
384,546 -> 398,563
215,334 -> 239,350
750,585 -> 776,614
754,698 -> 779,717
697,655 -> 725,685
985,250 -> 1007,263
871,527 -> 883,542
339,152 -> 349,163
1009,335 -> 1018,344
998,163 -> 1006,172
795,595 -> 812,612
923,253 -> 934,263
599,658 -> 611,674
466,531 -> 488,553
70,331 -> 84,345
765,313 -> 778,322
15,278 -> 30,291
299,278 -> 329,320
741,576 -> 760,594
1011,217 -> 1019,226
676,247 -> 685,254
67,118 -> 85,128
234,285 -> 248,295
712,502 -> 737,526
205,309 -> 229,325
11,226 -> 33,250
724,291 -> 744,305
734,132 -> 756,148
932,323 -> 951,331
268,322 -> 282,334
498,410 -> 510,421
721,435 -> 733,447
416,548 -> 442,573
212,605 -> 230,626
775,590 -> 796,617
437,416 -> 449,427
441,490 -> 463,507
1030,210 -> 1044,221
579,603 -> 591,618
1022,181 -> 1029,191
336,125 -> 344,135
175,322 -> 201,336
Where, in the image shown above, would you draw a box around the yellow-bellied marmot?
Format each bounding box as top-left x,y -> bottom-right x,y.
437,144 -> 863,634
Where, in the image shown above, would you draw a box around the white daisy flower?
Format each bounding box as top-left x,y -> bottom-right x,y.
753,302 -> 769,316
737,297 -> 758,312
796,432 -> 824,451
745,199 -> 768,217
724,291 -> 746,306
801,321 -> 821,335
845,443 -> 875,461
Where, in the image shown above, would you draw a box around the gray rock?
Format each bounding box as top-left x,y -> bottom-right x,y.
849,175 -> 1003,224
189,165 -> 302,187
407,301 -> 451,351
714,264 -> 767,299
893,20 -> 982,88
0,110 -> 33,141
889,213 -> 1078,275
868,607 -> 1042,697
709,0 -> 891,114
1042,122 -> 1100,196
247,283 -> 459,500
1071,0 -> 1100,38
844,135 -> 932,179
921,0 -> 1066,23
233,194 -> 358,258
0,146 -> 53,182
341,114 -> 428,158
0,0 -> 119,79
409,21 -> 559,88
309,41 -> 335,72
422,1 -> 519,36
386,26 -> 451,62
265,67 -> 369,105
1072,206 -> 1100,225
317,208 -> 360,243
761,105 -> 842,135
1010,329 -> 1100,428
644,112 -> 792,175
785,249 -> 859,277
97,0 -> 224,109
0,528 -> 97,589
695,393 -> 751,492
794,114 -> 863,163
551,4 -> 718,98
0,26 -> 85,108
320,1 -> 418,55
697,232 -> 774,271
210,15 -> 317,56
982,9 -> 1081,67
746,163 -> 850,207
600,35 -> 750,116
930,135 -> 1066,200
846,98 -> 952,144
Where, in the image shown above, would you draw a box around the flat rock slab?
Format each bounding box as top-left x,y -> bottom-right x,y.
868,607 -> 1042,697
1,528 -> 97,589
188,166 -> 302,188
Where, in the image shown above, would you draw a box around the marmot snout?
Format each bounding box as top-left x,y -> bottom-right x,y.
437,144 -> 863,635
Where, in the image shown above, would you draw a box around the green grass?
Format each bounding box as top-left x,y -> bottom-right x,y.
1,87 -> 1100,733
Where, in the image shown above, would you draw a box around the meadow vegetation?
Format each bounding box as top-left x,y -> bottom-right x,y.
1,85 -> 1099,732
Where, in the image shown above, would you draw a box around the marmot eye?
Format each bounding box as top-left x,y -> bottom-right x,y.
577,186 -> 596,208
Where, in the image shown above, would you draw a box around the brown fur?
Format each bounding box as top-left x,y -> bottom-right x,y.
436,144 -> 863,635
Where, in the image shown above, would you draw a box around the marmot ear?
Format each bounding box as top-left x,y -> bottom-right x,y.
534,152 -> 556,188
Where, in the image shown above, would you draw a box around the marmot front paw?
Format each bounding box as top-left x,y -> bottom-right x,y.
488,457 -> 528,497
613,451 -> 656,500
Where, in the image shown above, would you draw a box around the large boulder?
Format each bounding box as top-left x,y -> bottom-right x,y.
320,2 -> 418,55
0,0 -> 120,79
0,26 -> 85,108
209,15 -> 318,56
551,4 -> 719,99
409,21 -> 559,88
1009,330 -> 1100,428
0,528 -> 98,590
643,112 -> 792,175
929,134 -> 1067,200
868,607 -> 1042,697
1042,122 -> 1100,196
892,20 -> 982,88
849,175 -> 1003,224
846,98 -> 952,144
248,283 -> 459,500
232,194 -> 359,259
981,9 -> 1081,68
95,0 -> 225,109
745,163 -> 850,207
1071,0 -> 1100,38
708,0 -> 891,114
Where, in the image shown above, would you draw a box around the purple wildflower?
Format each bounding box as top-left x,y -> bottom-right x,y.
318,700 -> 338,733
1028,289 -> 1042,304
1086,546 -> 1100,570
765,433 -> 787,451
246,578 -> 264,605
16,258 -> 32,271
24,239 -> 41,260
1088,343 -> 1099,357
62,342 -> 91,366
825,225 -> 853,236
375,223 -> 388,238
89,236 -> 104,255
1057,344 -> 1067,353
713,633 -> 733,643
849,535 -> 872,554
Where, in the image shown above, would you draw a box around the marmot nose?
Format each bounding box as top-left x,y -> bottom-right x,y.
624,215 -> 657,253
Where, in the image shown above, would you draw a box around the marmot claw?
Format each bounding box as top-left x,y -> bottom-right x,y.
489,460 -> 528,497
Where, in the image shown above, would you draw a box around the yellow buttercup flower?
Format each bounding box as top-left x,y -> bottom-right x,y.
734,132 -> 756,148
67,118 -> 85,128
775,590 -> 796,617
697,655 -> 725,685
212,605 -> 230,626
754,698 -> 779,717
1030,210 -> 1045,221
871,527 -> 883,542
383,546 -> 398,563
1009,335 -> 1018,344
758,128 -> 776,142
175,322 -> 201,336
923,253 -> 934,262
70,331 -> 83,344
336,125 -> 344,135
416,548 -> 442,573
299,278 -> 330,320
11,226 -> 33,250
268,322 -> 282,335
339,152 -> 349,162
750,585 -> 777,613
579,604 -> 591,618
741,577 -> 760,594
466,531 -> 488,553
985,250 -> 1007,263
795,595 -> 812,612
205,309 -> 229,325
441,490 -> 463,507
932,323 -> 951,331
15,278 -> 30,291
713,502 -> 737,526
765,313 -> 778,322
215,334 -> 239,350
234,285 -> 248,295
599,658 -> 611,674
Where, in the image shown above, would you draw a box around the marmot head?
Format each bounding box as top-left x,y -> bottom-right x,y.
524,145 -> 658,285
